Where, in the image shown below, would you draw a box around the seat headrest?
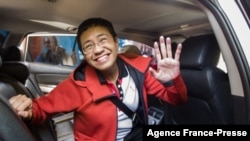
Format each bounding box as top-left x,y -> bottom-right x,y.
0,62 -> 30,84
180,34 -> 220,69
120,45 -> 141,55
1,45 -> 21,61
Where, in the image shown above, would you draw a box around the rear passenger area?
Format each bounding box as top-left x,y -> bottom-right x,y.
0,53 -> 58,141
0,44 -> 76,141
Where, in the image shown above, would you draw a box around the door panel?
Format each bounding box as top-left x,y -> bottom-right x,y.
27,62 -> 73,93
26,62 -> 74,140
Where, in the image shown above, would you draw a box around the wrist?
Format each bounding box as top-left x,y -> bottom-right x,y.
162,80 -> 174,87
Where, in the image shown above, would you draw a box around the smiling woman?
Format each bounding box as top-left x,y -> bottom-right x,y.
0,0 -> 250,141
8,17 -> 187,141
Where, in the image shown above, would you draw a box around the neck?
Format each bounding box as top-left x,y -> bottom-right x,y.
102,64 -> 119,84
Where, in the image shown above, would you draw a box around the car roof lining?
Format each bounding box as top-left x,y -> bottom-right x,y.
0,0 -> 210,45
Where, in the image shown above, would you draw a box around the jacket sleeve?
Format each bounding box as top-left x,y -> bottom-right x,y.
30,77 -> 83,124
144,70 -> 187,105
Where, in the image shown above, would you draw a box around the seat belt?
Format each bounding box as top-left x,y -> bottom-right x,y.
109,96 -> 144,125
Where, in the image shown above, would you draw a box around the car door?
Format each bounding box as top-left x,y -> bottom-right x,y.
19,33 -> 82,141
19,33 -> 82,94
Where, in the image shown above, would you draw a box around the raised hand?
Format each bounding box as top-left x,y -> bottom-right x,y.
149,36 -> 182,83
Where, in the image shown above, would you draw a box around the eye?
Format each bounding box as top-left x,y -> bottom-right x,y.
85,44 -> 94,49
99,37 -> 108,44
83,43 -> 94,50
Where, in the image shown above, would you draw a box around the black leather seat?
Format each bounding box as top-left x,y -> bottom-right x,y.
167,34 -> 233,124
0,55 -> 36,141
0,52 -> 57,140
0,82 -> 37,141
1,45 -> 21,61
0,45 -> 43,97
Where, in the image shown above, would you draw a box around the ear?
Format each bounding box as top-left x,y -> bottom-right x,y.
115,37 -> 119,43
115,37 -> 119,48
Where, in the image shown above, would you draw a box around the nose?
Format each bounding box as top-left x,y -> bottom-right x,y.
93,43 -> 104,53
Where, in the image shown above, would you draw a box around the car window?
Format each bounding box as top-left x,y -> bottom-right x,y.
118,38 -> 154,57
20,33 -> 153,67
0,29 -> 9,48
21,33 -> 82,67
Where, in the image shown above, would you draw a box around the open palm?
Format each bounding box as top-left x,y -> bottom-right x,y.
149,36 -> 182,83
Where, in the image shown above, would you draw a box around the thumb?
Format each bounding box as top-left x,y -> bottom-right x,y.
17,110 -> 31,120
149,67 -> 157,78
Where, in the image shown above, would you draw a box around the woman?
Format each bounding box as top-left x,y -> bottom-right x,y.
9,17 -> 187,141
36,36 -> 75,65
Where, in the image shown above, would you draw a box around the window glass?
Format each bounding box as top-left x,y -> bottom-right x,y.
23,33 -> 154,68
0,29 -> 9,48
118,38 -> 154,57
25,34 -> 82,66
118,38 -> 157,69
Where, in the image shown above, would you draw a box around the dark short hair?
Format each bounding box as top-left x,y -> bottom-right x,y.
43,36 -> 59,45
76,17 -> 117,54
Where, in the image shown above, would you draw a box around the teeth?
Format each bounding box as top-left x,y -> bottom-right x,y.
97,55 -> 107,62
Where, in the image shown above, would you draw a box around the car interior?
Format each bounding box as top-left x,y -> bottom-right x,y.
167,34 -> 232,124
0,0 -> 249,140
0,33 -> 233,140
0,59 -> 57,141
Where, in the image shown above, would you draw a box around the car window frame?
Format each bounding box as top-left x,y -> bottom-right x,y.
19,33 -> 82,67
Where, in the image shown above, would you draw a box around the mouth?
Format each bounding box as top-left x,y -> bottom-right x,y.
95,54 -> 109,64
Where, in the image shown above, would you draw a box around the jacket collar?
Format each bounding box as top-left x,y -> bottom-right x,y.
71,58 -> 128,102
96,58 -> 128,84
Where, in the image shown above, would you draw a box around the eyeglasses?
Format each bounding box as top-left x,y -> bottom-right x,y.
82,37 -> 110,54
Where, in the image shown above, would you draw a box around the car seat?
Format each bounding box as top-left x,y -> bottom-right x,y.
0,55 -> 37,141
0,52 -> 57,140
167,34 -> 233,124
0,84 -> 37,141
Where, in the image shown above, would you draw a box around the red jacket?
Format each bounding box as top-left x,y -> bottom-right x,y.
31,54 -> 187,141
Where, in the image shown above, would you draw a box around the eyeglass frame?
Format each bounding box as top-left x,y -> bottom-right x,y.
81,34 -> 114,55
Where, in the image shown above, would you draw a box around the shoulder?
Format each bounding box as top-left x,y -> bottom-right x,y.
35,53 -> 45,61
118,53 -> 152,72
57,47 -> 66,54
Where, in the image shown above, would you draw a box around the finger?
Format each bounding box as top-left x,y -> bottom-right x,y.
9,94 -> 24,108
174,43 -> 182,61
159,36 -> 167,58
166,37 -> 172,58
18,110 -> 32,120
17,110 -> 29,117
9,94 -> 22,104
154,42 -> 162,64
17,97 -> 32,112
10,95 -> 31,112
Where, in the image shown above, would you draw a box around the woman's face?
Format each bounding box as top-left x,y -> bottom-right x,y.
30,37 -> 43,54
44,36 -> 57,51
80,26 -> 119,71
